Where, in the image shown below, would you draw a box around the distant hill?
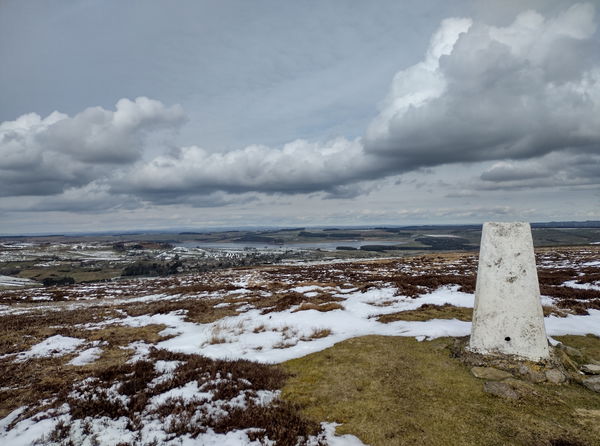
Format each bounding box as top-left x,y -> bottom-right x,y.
400,225 -> 481,231
531,221 -> 600,228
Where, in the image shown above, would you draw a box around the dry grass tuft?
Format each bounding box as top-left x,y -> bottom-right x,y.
208,335 -> 227,344
292,302 -> 344,313
260,292 -> 308,314
301,329 -> 332,341
273,341 -> 298,349
253,324 -> 267,333
542,306 -> 571,317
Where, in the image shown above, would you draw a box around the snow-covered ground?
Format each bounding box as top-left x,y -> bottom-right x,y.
562,279 -> 600,291
130,286 -> 475,363
1,247 -> 599,445
14,335 -> 85,362
0,276 -> 37,288
52,285 -> 599,365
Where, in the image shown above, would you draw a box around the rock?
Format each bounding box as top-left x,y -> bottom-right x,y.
545,368 -> 567,384
471,366 -> 513,380
556,349 -> 581,373
582,376 -> 600,393
581,364 -> 600,375
560,345 -> 584,360
483,381 -> 519,399
518,364 -> 546,383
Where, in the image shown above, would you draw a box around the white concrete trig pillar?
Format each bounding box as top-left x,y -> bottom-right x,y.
469,222 -> 550,361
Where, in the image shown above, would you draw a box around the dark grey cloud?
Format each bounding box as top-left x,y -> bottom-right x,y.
478,152 -> 600,190
19,184 -> 140,213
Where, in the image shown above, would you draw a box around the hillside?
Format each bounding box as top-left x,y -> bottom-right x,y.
0,247 -> 599,445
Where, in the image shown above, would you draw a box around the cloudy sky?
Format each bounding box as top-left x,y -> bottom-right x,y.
1,0 -> 599,234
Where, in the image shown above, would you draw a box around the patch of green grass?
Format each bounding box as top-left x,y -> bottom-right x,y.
282,336 -> 600,446
376,304 -> 472,323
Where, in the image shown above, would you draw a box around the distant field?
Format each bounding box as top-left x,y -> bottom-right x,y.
1,226 -> 599,291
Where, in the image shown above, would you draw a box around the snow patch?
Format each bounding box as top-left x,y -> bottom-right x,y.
16,335 -> 85,361
320,422 -> 368,445
68,347 -> 103,366
563,280 -> 600,291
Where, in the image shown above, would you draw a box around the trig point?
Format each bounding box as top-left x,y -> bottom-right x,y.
469,222 -> 550,361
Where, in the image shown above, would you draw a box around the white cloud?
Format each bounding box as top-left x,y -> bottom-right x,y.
124,137 -> 379,197
365,3 -> 600,169
0,97 -> 185,196
39,97 -> 185,163
480,160 -> 550,182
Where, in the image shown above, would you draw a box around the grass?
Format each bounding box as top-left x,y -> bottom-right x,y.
376,304 -> 473,322
253,324 -> 267,333
281,335 -> 600,446
15,263 -> 123,284
273,341 -> 299,349
554,335 -> 600,366
208,334 -> 228,344
0,305 -> 121,355
0,307 -> 168,356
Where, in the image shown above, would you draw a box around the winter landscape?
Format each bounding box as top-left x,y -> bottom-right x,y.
0,228 -> 600,445
2,0 -> 600,444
